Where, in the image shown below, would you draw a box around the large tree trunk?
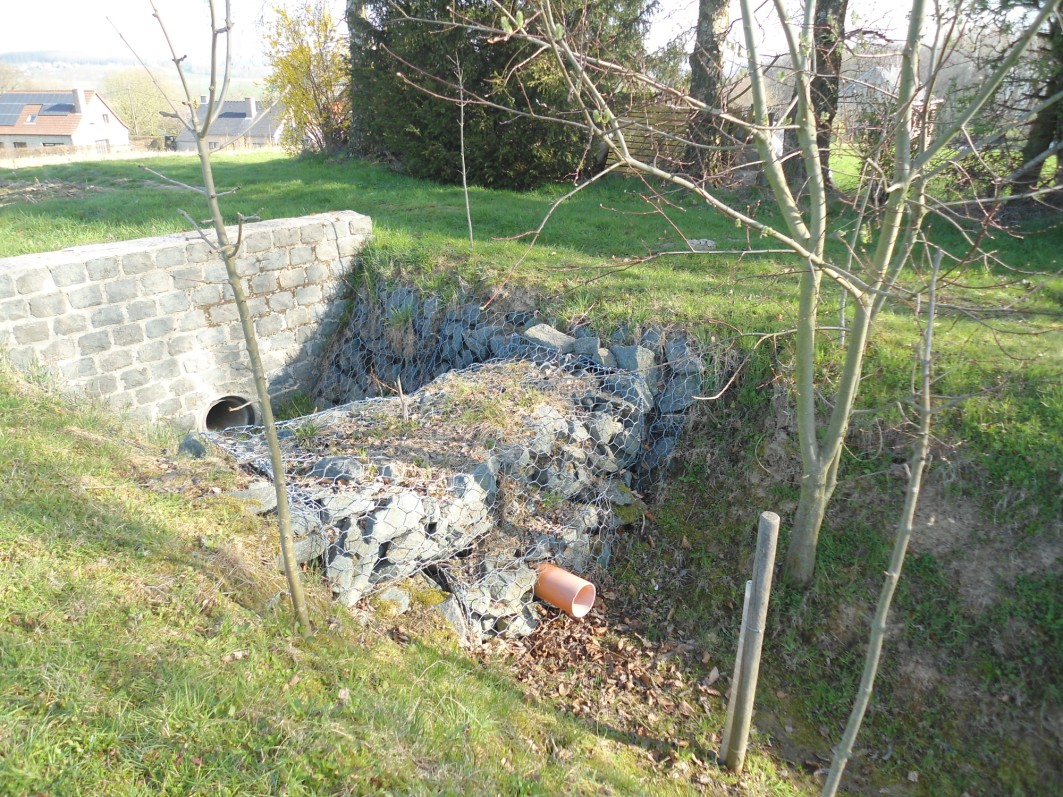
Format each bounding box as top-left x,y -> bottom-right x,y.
1011,14 -> 1063,197
685,0 -> 730,180
783,0 -> 850,193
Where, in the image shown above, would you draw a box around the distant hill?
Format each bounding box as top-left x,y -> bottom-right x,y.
0,50 -> 136,66
0,50 -> 265,94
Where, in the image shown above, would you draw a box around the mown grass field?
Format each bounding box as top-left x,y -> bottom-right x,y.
1,151 -> 1061,795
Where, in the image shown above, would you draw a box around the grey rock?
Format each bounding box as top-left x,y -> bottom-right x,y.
419,497 -> 447,537
460,303 -> 482,327
226,482 -> 277,514
657,372 -> 703,414
469,459 -> 498,502
664,335 -> 705,375
486,565 -> 537,604
490,333 -> 524,358
319,492 -> 376,521
499,445 -> 531,474
306,456 -> 364,481
387,527 -> 438,565
366,492 -> 425,543
464,325 -> 500,361
497,605 -> 538,637
450,472 -> 487,506
523,323 -> 576,354
376,586 -> 411,615
556,540 -> 592,572
437,596 -> 472,645
379,462 -> 404,480
325,537 -> 375,606
371,561 -> 411,583
290,509 -> 321,538
652,433 -> 678,459
385,286 -> 417,315
601,373 -> 653,413
593,538 -> 613,568
440,321 -> 465,360
599,348 -> 618,368
588,416 -> 623,445
567,420 -> 590,443
606,480 -> 638,506
530,403 -> 567,429
532,462 -> 587,499
465,589 -> 494,617
640,327 -> 664,351
572,505 -> 600,535
276,532 -> 328,571
178,432 -> 208,458
418,295 -> 443,332
570,335 -> 601,360
610,344 -> 655,374
559,443 -> 587,464
325,546 -> 354,593
586,448 -> 622,473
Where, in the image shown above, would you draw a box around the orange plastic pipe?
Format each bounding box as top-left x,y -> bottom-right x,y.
534,563 -> 596,618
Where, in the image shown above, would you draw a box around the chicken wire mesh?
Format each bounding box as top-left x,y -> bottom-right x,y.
202,289 -> 728,643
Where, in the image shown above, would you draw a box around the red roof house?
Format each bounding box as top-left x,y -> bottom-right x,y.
0,89 -> 131,153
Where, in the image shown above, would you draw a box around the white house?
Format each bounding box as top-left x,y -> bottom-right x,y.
175,96 -> 285,151
0,89 -> 131,152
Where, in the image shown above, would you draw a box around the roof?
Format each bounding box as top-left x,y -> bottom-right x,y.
194,99 -> 285,139
0,90 -> 93,135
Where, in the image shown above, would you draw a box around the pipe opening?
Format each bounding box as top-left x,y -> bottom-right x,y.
205,395 -> 255,431
569,585 -> 596,618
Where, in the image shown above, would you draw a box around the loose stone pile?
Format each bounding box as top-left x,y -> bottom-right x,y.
207,305 -> 719,644
312,286 -> 716,489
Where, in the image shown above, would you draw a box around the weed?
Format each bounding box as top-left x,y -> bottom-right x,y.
292,419 -> 321,447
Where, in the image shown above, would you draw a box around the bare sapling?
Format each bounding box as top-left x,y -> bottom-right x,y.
820,250 -> 943,796
453,57 -> 474,248
137,0 -> 312,637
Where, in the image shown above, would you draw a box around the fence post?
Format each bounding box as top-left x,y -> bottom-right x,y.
719,579 -> 752,757
720,511 -> 780,773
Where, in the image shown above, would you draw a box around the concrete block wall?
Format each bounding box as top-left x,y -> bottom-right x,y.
0,210 -> 371,429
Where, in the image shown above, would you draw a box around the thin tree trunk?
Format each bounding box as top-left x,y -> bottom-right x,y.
456,61 -> 474,248
195,140 -> 313,638
146,0 -> 313,637
783,0 -> 849,193
821,253 -> 941,797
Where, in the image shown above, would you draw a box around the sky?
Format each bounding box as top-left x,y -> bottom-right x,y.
0,0 -> 324,68
0,0 -> 915,68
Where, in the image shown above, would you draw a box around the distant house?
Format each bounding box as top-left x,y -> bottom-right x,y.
0,89 -> 130,152
175,97 -> 285,151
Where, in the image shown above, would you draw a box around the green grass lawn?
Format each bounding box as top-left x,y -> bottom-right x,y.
1,364 -> 751,796
2,151 -> 1062,795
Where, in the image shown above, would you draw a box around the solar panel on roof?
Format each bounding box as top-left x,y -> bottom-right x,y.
39,103 -> 74,115
0,103 -> 24,126
0,91 -> 75,125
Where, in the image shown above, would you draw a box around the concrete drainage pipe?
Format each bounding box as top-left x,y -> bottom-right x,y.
204,395 -> 255,431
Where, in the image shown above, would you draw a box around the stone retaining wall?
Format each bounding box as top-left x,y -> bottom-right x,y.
0,211 -> 371,429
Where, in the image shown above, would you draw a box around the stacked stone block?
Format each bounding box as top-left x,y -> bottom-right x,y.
0,211 -> 371,429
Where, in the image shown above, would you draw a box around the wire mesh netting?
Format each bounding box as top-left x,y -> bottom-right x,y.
202,288 -> 729,643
